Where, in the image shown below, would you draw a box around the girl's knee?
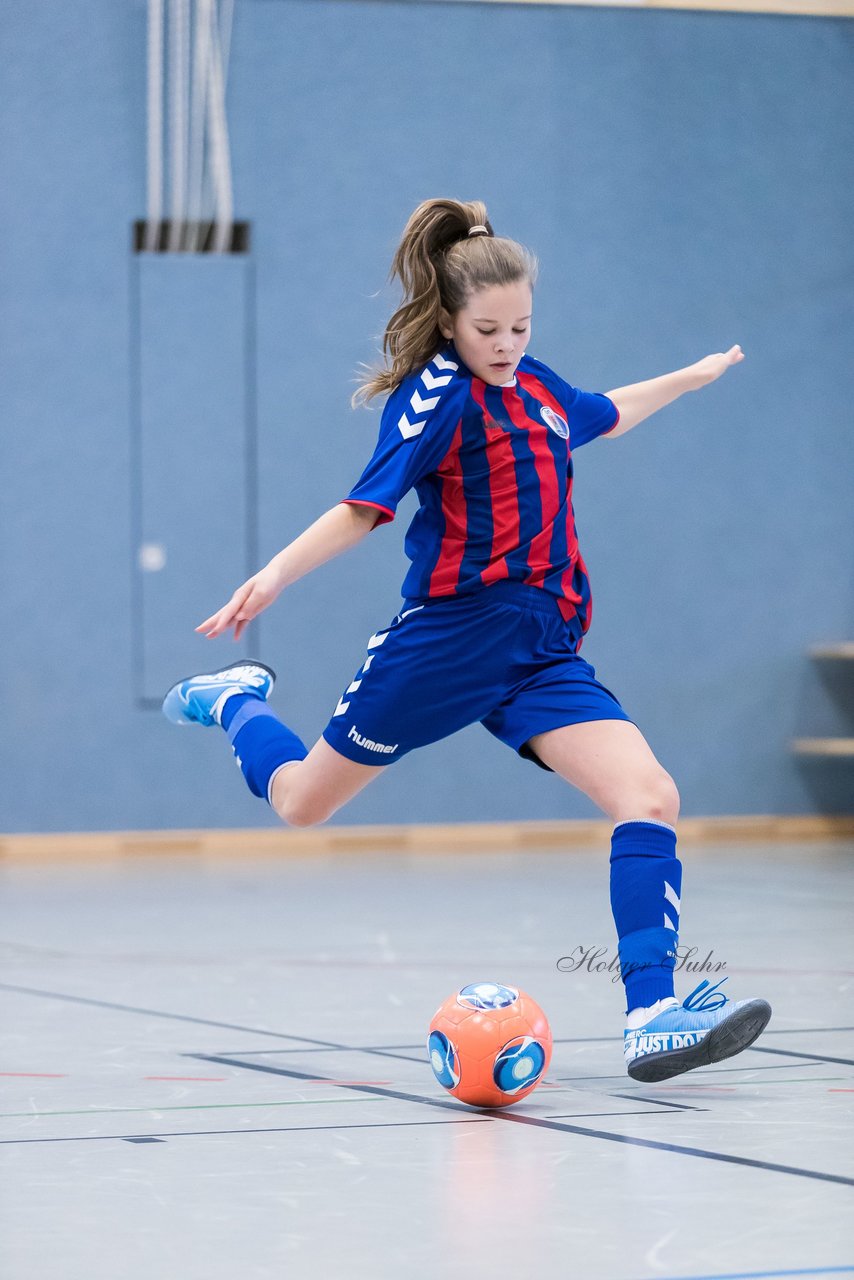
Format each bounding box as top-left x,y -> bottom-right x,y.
615,770 -> 680,825
269,763 -> 330,828
652,773 -> 680,824
273,793 -> 331,828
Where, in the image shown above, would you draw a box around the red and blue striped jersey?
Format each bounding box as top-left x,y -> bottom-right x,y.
343,343 -> 619,643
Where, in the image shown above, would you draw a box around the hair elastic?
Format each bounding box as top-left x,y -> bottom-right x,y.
467,225 -> 490,238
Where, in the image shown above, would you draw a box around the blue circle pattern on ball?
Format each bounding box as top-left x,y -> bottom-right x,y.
457,982 -> 518,1011
493,1037 -> 546,1094
428,1030 -> 460,1090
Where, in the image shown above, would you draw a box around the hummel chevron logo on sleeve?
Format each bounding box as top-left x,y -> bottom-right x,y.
410,390 -> 440,415
420,368 -> 453,392
397,352 -> 460,439
398,412 -> 427,440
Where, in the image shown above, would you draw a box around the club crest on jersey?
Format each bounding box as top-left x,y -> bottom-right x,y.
540,405 -> 569,439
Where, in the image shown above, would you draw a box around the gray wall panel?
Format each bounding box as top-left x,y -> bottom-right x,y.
133,256 -> 255,702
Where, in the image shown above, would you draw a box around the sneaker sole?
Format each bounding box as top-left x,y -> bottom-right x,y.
627,998 -> 772,1083
162,660 -> 277,726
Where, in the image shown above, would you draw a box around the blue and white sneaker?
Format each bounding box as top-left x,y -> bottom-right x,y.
162,661 -> 276,728
624,978 -> 772,1082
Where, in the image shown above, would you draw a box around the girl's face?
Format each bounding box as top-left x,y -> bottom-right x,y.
439,281 -> 533,386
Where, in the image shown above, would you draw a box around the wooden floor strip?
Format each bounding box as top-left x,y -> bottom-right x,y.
1,815 -> 852,862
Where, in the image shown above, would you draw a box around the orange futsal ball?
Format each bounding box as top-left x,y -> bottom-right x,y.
427,982 -> 553,1109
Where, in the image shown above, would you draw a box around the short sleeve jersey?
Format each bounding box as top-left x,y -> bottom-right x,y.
343,342 -> 619,641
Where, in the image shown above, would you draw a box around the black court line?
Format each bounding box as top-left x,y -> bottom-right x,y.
750,1046 -> 854,1068
228,1036 -> 621,1052
199,1046 -> 429,1066
0,1118 -> 489,1147
494,1112 -> 854,1187
212,1024 -> 854,1054
0,983 -> 349,1050
224,1039 -> 617,1057
4,985 -> 852,1062
550,1111 -> 675,1119
0,984 -> 444,1068
553,1059 -> 831,1083
192,1054 -> 474,1114
203,1049 -> 427,1059
751,1026 -> 854,1036
192,1053 -> 854,1188
610,1092 -> 709,1112
315,1027 -> 854,1047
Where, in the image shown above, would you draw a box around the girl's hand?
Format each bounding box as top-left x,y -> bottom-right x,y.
196,562 -> 285,642
689,344 -> 745,389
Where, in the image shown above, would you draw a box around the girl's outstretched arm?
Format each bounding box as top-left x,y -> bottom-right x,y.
604,345 -> 744,438
196,501 -> 379,642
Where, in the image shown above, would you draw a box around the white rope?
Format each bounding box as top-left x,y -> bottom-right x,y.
220,0 -> 235,86
167,0 -> 190,251
150,0 -> 235,254
206,1 -> 234,254
187,0 -> 212,251
144,0 -> 164,252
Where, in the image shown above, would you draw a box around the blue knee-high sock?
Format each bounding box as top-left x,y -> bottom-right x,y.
220,694 -> 308,803
609,820 -> 682,1013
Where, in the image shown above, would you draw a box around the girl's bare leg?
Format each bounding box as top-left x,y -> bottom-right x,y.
525,720 -> 680,824
269,738 -> 387,827
272,718 -> 679,830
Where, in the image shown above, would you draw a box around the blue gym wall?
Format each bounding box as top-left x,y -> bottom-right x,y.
1,0 -> 852,832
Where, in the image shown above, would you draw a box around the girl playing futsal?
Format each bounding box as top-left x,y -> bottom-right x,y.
163,198 -> 771,1081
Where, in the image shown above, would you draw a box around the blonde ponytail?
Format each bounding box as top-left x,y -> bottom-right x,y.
352,198 -> 538,408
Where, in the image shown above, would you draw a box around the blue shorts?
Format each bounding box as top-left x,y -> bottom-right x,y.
321,580 -> 634,772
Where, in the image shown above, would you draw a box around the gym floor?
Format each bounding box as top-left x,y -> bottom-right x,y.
1,839 -> 852,1279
